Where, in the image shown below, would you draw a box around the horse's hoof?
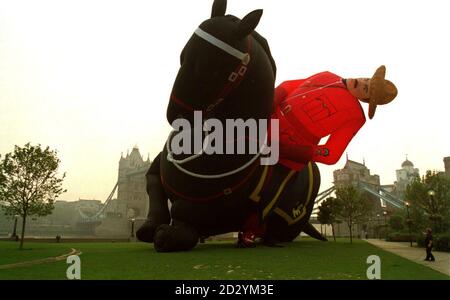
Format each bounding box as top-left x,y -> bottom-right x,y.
154,224 -> 173,252
136,219 -> 161,243
153,222 -> 199,252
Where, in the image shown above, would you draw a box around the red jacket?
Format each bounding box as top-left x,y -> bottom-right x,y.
272,71 -> 366,170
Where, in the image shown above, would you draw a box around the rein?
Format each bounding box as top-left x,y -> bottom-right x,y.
166,130 -> 267,179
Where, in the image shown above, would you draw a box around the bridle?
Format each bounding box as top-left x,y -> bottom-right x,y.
194,27 -> 250,65
170,27 -> 252,116
166,27 -> 267,180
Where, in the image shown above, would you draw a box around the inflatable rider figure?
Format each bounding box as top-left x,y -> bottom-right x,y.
238,65 -> 398,247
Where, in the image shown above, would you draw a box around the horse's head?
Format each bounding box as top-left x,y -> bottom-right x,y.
167,0 -> 276,125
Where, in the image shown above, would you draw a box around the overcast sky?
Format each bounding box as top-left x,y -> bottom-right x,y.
1,0 -> 449,202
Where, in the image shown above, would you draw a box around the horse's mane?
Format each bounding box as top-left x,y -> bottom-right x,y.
251,31 -> 276,79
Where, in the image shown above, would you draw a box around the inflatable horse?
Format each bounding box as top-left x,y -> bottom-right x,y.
137,0 -> 324,252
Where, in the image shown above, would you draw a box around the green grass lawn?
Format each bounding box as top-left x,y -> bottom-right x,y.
0,238 -> 447,280
0,242 -> 72,265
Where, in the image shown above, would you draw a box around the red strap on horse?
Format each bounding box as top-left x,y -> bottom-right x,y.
161,159 -> 259,203
170,36 -> 252,115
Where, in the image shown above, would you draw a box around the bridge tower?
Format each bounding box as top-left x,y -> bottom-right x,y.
333,158 -> 382,210
333,159 -> 380,189
394,156 -> 420,197
444,157 -> 450,178
118,146 -> 151,219
95,146 -> 151,237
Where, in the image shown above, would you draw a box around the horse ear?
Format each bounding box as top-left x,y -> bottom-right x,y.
211,0 -> 227,18
236,9 -> 263,39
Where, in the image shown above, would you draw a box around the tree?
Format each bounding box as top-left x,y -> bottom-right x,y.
388,214 -> 404,231
405,171 -> 450,234
334,185 -> 372,244
0,144 -> 66,249
317,197 -> 339,242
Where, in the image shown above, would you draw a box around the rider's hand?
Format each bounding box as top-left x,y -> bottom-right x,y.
314,147 -> 329,157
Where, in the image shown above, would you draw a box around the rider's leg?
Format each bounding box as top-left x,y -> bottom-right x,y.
263,162 -> 325,243
238,205 -> 265,248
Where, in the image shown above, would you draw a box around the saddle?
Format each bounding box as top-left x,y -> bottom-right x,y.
250,162 -> 316,226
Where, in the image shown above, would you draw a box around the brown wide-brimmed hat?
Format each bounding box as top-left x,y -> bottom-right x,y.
359,65 -> 398,119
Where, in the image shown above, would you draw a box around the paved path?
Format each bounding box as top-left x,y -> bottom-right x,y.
0,248 -> 81,270
366,239 -> 449,277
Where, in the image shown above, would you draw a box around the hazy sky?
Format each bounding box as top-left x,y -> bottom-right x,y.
1,0 -> 449,202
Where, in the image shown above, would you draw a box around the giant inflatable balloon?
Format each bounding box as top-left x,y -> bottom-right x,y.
274,71 -> 366,170
136,0 -> 324,252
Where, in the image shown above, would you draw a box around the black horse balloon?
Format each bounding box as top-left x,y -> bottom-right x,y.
137,0 -> 325,252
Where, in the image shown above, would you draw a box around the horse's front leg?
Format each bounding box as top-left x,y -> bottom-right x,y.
153,219 -> 199,252
136,152 -> 171,243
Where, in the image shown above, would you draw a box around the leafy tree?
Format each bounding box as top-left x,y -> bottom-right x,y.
388,214 -> 404,231
0,144 -> 66,249
405,171 -> 450,233
334,185 -> 372,244
317,197 -> 339,242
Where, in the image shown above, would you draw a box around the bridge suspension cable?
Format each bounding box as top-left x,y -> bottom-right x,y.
77,182 -> 118,222
358,182 -> 404,209
312,182 -> 405,214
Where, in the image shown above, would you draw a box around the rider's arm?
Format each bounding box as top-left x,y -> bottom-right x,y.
312,119 -> 364,165
274,80 -> 306,108
279,143 -> 314,164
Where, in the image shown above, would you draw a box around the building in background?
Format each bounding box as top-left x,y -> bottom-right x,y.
118,146 -> 151,219
444,157 -> 450,178
394,157 -> 420,198
0,199 -> 103,237
332,158 -> 383,238
0,146 -> 152,238
95,146 -> 151,237
333,159 -> 380,189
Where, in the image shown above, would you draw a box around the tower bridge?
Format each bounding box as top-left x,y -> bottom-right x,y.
76,146 -> 151,237
311,158 -> 407,219
311,182 -> 405,218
